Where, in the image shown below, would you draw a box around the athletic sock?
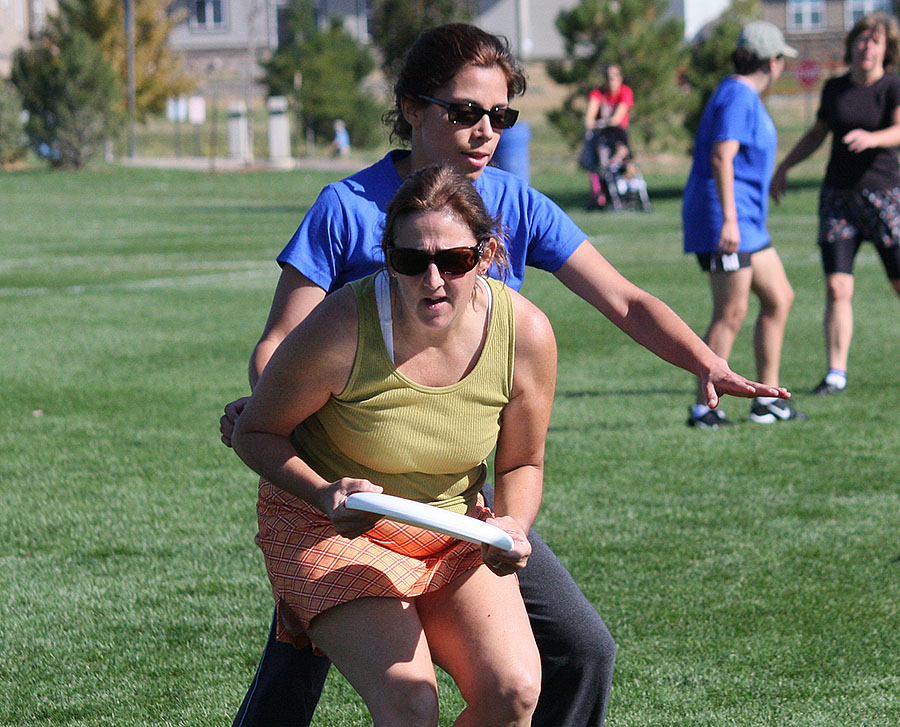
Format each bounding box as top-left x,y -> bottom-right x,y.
691,404 -> 711,419
824,369 -> 847,388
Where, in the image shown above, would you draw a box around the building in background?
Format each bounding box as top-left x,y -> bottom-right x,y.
5,0 -> 895,111
0,0 -> 56,76
764,0 -> 895,70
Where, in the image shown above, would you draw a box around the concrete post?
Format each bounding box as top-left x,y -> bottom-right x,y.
227,101 -> 251,162
267,96 -> 293,168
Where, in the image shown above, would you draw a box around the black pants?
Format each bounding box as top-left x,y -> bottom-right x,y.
232,485 -> 616,727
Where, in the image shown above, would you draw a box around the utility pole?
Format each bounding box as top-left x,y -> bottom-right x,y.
124,0 -> 136,158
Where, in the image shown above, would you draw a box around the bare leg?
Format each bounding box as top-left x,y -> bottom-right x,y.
695,267 -> 752,404
418,565 -> 541,727
823,272 -> 855,372
305,598 -> 439,727
749,248 -> 795,386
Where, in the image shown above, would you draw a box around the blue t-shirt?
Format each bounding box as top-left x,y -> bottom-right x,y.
277,150 -> 587,293
682,77 -> 777,254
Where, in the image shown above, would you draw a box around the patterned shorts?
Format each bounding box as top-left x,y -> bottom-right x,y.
255,481 -> 492,649
818,186 -> 900,279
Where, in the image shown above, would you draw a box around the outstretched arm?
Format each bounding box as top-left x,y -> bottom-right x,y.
771,118 -> 829,203
553,241 -> 789,408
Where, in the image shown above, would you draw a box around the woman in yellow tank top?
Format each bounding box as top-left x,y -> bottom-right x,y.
232,165 -> 557,727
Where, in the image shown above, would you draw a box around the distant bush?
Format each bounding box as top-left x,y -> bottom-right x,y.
12,31 -> 123,169
0,81 -> 28,165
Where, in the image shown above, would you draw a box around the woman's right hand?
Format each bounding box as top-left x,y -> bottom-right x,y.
717,218 -> 741,254
322,478 -> 384,538
220,396 -> 251,448
770,165 -> 788,203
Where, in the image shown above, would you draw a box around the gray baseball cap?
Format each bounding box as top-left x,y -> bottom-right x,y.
737,21 -> 799,59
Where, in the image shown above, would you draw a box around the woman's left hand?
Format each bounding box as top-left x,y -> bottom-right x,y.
843,128 -> 877,153
481,515 -> 531,576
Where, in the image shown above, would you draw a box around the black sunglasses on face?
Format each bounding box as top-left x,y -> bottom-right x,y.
387,244 -> 484,276
417,95 -> 519,130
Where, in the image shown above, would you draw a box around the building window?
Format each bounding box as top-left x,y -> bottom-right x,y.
787,0 -> 825,31
845,0 -> 891,29
191,0 -> 225,30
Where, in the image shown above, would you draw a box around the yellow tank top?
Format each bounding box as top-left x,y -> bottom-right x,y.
290,273 -> 515,513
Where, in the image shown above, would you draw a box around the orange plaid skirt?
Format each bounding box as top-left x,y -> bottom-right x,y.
255,481 -> 490,649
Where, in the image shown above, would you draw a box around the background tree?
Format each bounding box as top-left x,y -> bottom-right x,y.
12,31 -> 124,168
682,0 -> 760,139
49,0 -> 191,120
261,2 -> 382,147
0,81 -> 28,166
546,0 -> 688,150
370,0 -> 474,78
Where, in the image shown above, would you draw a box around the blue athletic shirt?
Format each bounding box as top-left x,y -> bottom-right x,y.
277,150 -> 587,293
682,77 -> 777,254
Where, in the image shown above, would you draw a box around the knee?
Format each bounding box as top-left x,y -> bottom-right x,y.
712,303 -> 748,334
559,616 -> 617,674
826,275 -> 853,303
499,667 -> 543,723
470,663 -> 542,724
765,284 -> 795,317
372,680 -> 438,727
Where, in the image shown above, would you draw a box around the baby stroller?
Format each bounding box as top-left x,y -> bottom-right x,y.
580,126 -> 652,212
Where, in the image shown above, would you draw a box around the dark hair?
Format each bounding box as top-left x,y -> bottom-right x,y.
381,164 -> 509,278
845,12 -> 900,67
730,46 -> 773,75
384,23 -> 527,144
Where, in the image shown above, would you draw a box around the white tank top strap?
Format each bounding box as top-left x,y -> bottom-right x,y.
374,272 -> 494,365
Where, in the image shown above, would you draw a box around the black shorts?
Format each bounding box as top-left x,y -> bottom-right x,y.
818,186 -> 900,280
696,243 -> 771,273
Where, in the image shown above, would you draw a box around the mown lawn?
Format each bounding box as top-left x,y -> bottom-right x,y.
1,160 -> 898,726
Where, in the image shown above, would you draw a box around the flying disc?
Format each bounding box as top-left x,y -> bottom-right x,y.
345,492 -> 514,551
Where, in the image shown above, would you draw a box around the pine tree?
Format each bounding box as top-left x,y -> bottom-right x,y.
12,31 -> 124,168
370,0 -> 474,77
260,4 -> 381,147
546,0 -> 688,149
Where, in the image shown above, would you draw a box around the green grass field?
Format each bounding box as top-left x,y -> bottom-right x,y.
2,155 -> 899,726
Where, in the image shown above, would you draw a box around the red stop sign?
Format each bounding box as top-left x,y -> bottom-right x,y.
796,59 -> 822,89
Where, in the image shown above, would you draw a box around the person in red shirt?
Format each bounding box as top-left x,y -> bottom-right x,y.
584,65 -> 634,208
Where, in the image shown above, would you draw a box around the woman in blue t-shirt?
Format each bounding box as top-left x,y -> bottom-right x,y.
772,12 -> 900,396
683,21 -> 806,427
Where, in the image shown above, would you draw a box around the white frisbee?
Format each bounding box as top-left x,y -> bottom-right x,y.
345,492 -> 514,551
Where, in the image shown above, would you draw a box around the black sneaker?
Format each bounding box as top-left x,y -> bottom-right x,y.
686,408 -> 732,429
812,378 -> 845,396
749,399 -> 809,424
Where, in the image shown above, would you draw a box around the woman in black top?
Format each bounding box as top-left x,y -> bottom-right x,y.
772,12 -> 900,395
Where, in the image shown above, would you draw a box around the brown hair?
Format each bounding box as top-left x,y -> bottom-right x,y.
845,12 -> 900,67
381,164 -> 509,278
384,23 -> 527,144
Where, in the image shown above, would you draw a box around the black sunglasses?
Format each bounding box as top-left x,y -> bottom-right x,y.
387,244 -> 484,276
417,95 -> 519,130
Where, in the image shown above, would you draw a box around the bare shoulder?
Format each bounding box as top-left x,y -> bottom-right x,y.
275,283 -> 359,390
508,288 -> 556,361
